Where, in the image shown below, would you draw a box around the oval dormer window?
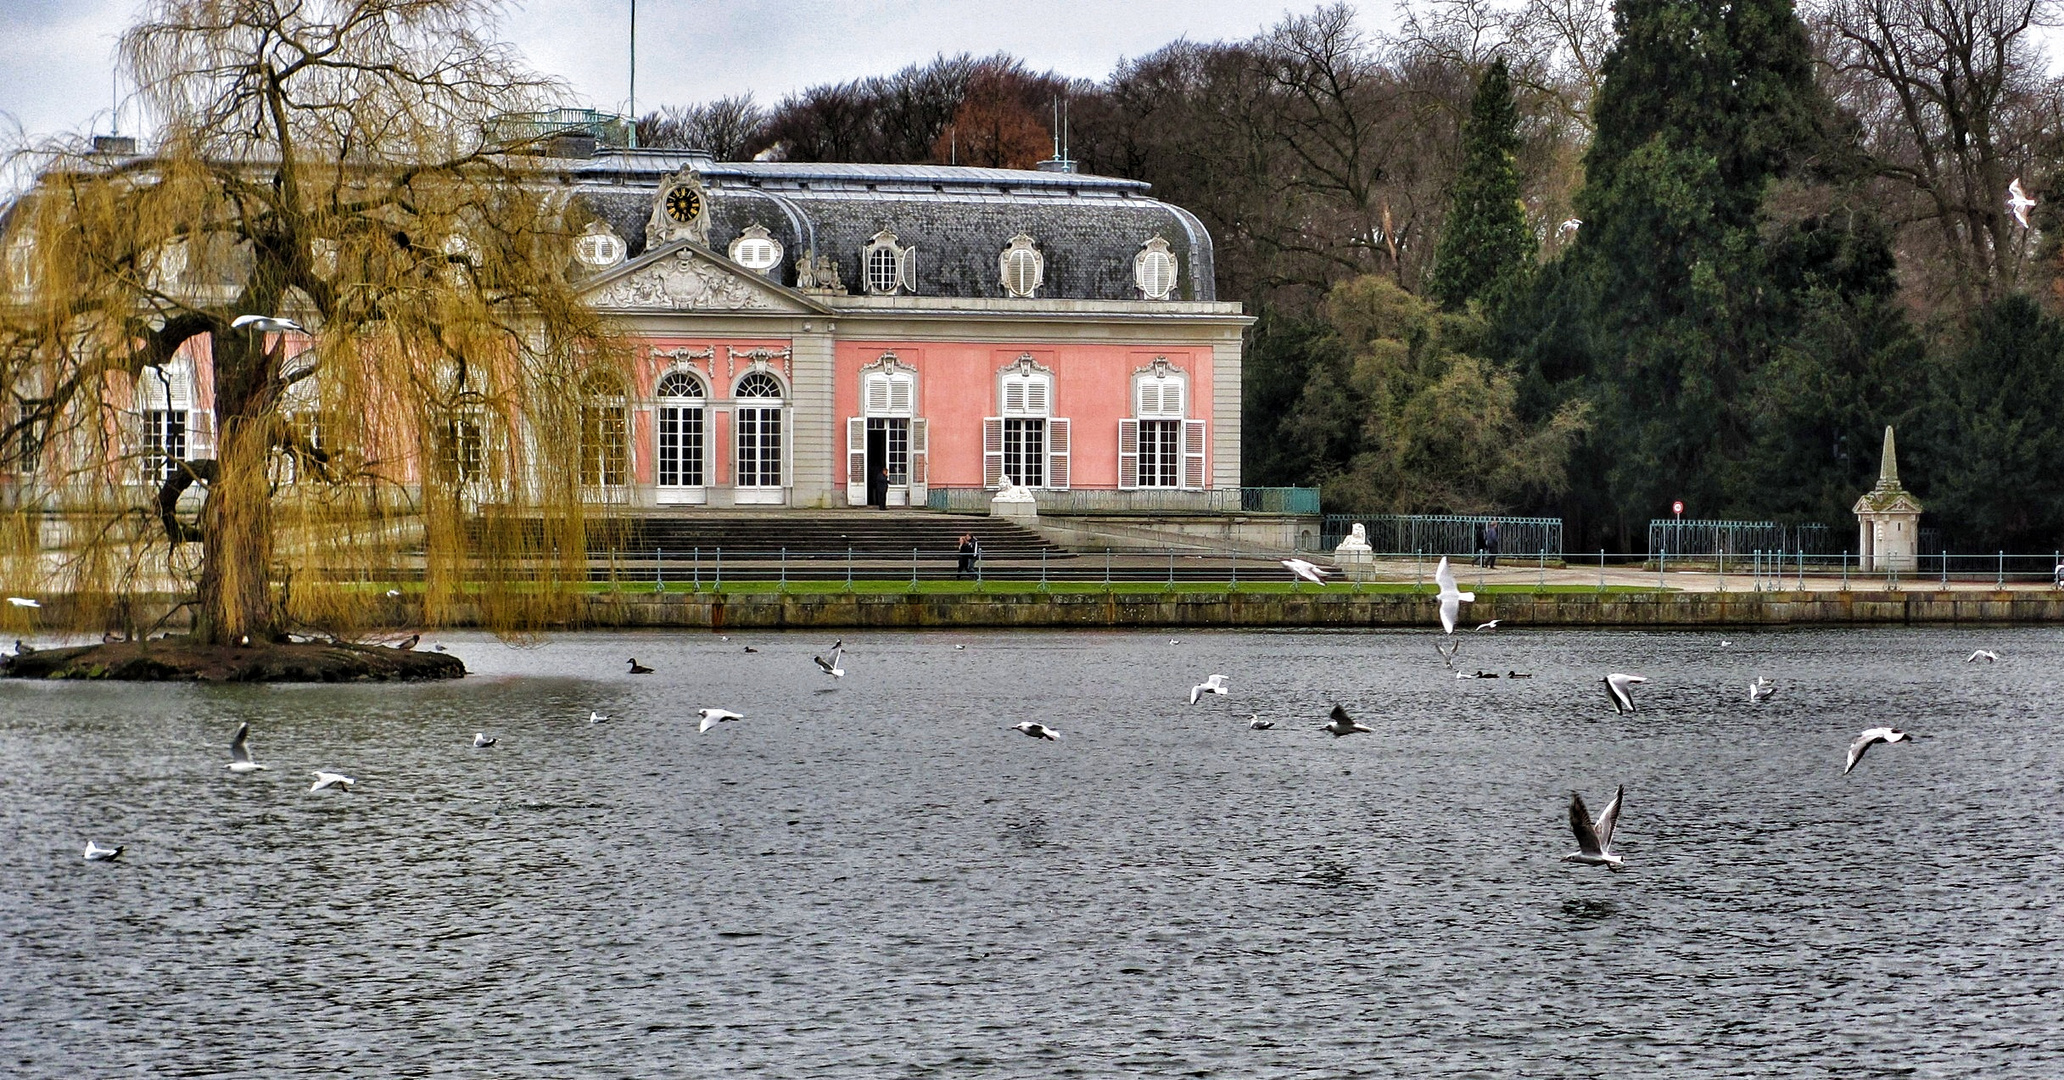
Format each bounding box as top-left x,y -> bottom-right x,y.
1000,234 -> 1043,299
728,224 -> 783,273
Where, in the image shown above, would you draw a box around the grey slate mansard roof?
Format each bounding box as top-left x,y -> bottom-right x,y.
565,150 -> 1216,302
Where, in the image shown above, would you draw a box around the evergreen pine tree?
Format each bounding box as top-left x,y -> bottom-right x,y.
1429,57 -> 1534,309
1529,0 -> 1851,544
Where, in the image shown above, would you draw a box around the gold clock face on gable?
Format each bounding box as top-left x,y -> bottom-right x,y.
664,185 -> 703,224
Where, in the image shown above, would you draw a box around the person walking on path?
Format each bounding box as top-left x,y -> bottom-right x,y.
1483,519 -> 1501,570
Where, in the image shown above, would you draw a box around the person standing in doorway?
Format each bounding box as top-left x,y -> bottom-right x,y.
1483,519 -> 1501,570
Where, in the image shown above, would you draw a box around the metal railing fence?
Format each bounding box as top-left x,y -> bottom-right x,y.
1315,515 -> 1563,557
926,486 -> 1319,515
1648,519 -> 1835,557
568,546 -> 2064,591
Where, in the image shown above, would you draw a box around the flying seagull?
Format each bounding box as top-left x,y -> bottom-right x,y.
814,640 -> 845,678
6,596 -> 39,608
1563,786 -> 1625,867
226,722 -> 267,773
472,733 -> 497,748
698,708 -> 743,733
1748,677 -> 1776,703
1557,217 -> 1582,239
1845,727 -> 1918,775
627,658 -> 653,674
1282,558 -> 1331,586
1603,672 -> 1646,714
1966,649 -> 1998,663
588,711 -> 610,724
1190,673 -> 1229,705
1434,638 -> 1461,669
309,771 -> 357,793
1323,704 -> 1373,737
1433,556 -> 1475,635
1474,619 -> 1500,632
2008,178 -> 2037,229
385,589 -> 402,598
1013,721 -> 1060,741
229,314 -> 305,334
1248,715 -> 1275,730
83,840 -> 124,861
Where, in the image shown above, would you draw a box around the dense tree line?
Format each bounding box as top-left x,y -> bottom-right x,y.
641,0 -> 2064,552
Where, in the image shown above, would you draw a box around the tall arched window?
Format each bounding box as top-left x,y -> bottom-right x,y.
734,370 -> 786,497
1120,359 -> 1204,490
983,356 -> 1068,489
579,374 -> 627,487
655,370 -> 706,502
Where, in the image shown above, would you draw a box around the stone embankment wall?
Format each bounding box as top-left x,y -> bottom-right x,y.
563,589 -> 2064,630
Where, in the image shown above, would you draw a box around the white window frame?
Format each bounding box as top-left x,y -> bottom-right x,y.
862,230 -> 917,296
655,369 -> 708,503
1120,359 -> 1204,490
579,376 -> 629,491
848,358 -> 926,506
727,224 -> 783,275
575,223 -> 626,269
733,369 -> 788,503
984,356 -> 1067,490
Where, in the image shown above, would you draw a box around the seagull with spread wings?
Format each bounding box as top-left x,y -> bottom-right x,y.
1563,787 -> 1625,867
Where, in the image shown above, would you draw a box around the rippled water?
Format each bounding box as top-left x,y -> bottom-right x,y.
3,625 -> 2061,1077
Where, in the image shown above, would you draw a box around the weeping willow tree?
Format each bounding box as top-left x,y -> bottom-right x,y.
0,0 -> 626,645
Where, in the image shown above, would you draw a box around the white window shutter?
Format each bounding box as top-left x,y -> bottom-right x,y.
865,374 -> 890,415
1027,378 -> 1048,415
1167,381 -> 1184,417
983,417 -> 1005,488
1047,417 -> 1070,490
846,417 -> 867,503
1118,418 -> 1139,490
1004,381 -> 1025,414
899,245 -> 917,293
888,375 -> 912,415
1183,418 -> 1207,489
909,418 -> 928,492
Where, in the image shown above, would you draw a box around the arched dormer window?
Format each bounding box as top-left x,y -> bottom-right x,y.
655,369 -> 707,498
999,234 -> 1043,298
1134,237 -> 1178,300
734,369 -> 787,495
863,230 -> 916,295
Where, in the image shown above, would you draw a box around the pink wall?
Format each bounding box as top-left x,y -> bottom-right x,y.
834,341 -> 1212,488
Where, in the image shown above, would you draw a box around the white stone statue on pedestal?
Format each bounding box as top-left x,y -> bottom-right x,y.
1333,521 -> 1375,580
990,479 -> 1038,519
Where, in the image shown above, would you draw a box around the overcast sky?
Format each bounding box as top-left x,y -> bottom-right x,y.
0,0 -> 1391,143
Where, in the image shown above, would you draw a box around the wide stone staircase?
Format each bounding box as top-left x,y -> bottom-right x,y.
596,509 -> 1065,560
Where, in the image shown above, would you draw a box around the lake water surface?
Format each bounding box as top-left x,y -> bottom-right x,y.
3,626 -> 2060,1077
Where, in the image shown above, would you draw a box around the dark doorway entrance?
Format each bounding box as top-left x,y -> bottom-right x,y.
865,427 -> 888,507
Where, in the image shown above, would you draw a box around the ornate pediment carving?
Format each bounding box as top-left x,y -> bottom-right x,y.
587,247 -> 798,312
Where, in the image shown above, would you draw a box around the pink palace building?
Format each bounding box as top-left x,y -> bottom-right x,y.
558,149 -> 1249,510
